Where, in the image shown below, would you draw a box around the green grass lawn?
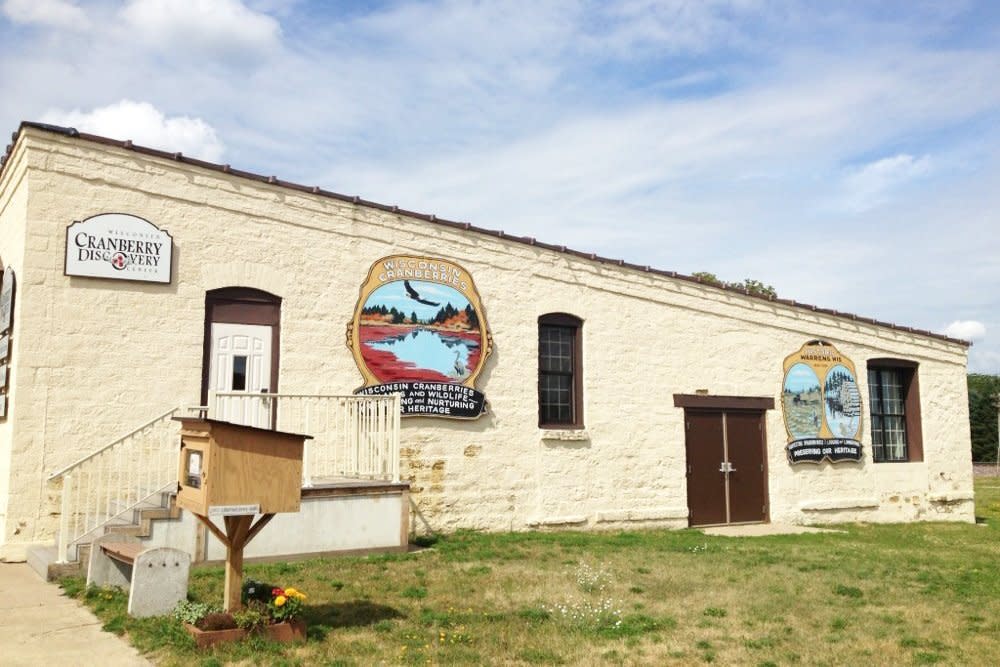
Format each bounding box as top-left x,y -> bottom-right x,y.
63,478 -> 1000,666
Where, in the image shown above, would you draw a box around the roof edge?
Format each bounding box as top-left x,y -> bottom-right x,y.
2,121 -> 971,349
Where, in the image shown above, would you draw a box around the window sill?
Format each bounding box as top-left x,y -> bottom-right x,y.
539,428 -> 590,442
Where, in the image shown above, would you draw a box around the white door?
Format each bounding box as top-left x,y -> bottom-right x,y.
209,323 -> 272,427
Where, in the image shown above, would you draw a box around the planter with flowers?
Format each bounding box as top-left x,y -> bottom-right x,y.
176,581 -> 308,648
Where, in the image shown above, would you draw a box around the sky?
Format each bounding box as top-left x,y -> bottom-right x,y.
366,280 -> 470,322
1,0 -> 998,372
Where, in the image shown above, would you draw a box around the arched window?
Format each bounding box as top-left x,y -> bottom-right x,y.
538,313 -> 583,428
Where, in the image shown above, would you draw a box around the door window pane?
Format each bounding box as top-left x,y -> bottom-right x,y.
232,355 -> 248,391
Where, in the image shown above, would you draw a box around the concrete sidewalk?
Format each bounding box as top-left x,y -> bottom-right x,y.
700,523 -> 842,537
0,563 -> 152,666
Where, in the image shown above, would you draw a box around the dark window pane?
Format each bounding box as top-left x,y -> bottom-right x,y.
232,355 -> 247,391
539,321 -> 579,426
540,327 -> 573,373
869,366 -> 908,462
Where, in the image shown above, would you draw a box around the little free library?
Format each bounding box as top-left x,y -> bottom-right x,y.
0,122 -> 975,566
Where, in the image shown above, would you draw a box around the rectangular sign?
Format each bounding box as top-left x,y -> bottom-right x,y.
208,504 -> 261,516
0,267 -> 13,334
65,214 -> 173,284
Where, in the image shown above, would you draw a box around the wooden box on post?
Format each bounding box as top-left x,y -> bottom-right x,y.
174,418 -> 308,515
173,417 -> 311,612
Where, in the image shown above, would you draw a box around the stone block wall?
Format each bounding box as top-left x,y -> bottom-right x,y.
0,127 -> 975,557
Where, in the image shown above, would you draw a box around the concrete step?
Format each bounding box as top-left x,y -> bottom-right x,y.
37,492 -> 183,581
25,544 -> 83,582
25,544 -> 56,580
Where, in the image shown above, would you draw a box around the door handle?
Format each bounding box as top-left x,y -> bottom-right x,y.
718,462 -> 736,473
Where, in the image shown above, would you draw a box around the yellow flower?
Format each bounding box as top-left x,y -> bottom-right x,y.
284,587 -> 298,596
295,591 -> 307,600
275,595 -> 287,606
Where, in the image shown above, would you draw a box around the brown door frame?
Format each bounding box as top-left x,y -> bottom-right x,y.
201,287 -> 282,408
676,395 -> 773,527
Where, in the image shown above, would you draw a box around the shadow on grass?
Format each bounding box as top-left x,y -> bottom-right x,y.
304,599 -> 404,639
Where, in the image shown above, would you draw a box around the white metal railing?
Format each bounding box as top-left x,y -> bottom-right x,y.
47,406 -> 198,563
46,393 -> 400,564
209,392 -> 401,485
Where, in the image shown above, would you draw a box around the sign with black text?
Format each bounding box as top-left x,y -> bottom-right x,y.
782,340 -> 863,464
65,213 -> 173,283
347,255 -> 493,419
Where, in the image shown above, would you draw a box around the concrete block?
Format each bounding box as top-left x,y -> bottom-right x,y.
128,547 -> 190,618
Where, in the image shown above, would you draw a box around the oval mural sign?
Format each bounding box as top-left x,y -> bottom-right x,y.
781,340 -> 863,464
347,255 -> 493,419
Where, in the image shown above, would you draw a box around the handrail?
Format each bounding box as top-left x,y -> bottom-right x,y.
49,394 -> 401,564
50,405 -> 189,562
210,391 -> 402,483
47,406 -> 194,481
213,392 -> 378,399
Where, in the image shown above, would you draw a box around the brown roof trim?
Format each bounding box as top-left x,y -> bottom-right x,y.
673,394 -> 775,411
2,121 -> 970,348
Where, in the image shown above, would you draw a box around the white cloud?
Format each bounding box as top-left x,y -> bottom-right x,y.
842,153 -> 932,212
2,0 -> 88,29
591,0 -> 764,57
120,0 -> 281,57
1,2 -> 998,372
41,100 -> 225,162
942,320 -> 987,342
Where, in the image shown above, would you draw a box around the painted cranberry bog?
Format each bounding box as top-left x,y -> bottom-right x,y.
63,477 -> 1000,666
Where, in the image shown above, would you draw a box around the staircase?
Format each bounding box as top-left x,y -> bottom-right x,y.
30,394 -> 403,581
28,490 -> 182,581
29,406 -> 196,581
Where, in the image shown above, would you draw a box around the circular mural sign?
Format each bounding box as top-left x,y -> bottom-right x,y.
347,255 -> 493,419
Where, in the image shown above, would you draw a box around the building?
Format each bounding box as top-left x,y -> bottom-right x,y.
0,122 -> 975,563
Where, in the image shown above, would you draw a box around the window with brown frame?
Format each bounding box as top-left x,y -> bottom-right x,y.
867,359 -> 923,462
538,313 -> 583,428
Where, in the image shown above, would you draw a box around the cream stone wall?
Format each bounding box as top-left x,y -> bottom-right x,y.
0,138 -> 30,559
0,127 -> 975,557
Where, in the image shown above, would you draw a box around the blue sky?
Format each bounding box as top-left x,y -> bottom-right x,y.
784,363 -> 820,394
365,280 -> 470,322
2,1 -> 998,372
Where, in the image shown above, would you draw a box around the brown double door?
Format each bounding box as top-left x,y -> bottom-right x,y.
685,409 -> 768,526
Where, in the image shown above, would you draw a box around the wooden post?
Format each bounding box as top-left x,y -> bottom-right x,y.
196,513 -> 275,612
